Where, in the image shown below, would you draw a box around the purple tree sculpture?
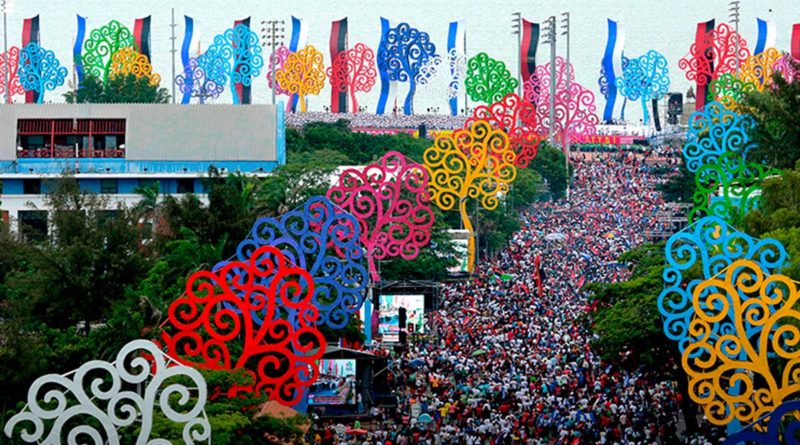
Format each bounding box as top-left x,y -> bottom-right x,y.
175,55 -> 226,103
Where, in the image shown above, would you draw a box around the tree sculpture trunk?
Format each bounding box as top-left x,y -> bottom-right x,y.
459,198 -> 475,273
404,78 -> 416,115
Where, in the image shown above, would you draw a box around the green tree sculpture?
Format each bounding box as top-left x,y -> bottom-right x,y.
82,20 -> 135,85
464,52 -> 518,104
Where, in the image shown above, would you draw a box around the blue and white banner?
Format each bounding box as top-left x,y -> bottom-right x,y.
601,19 -> 625,123
376,17 -> 392,115
447,20 -> 465,116
287,16 -> 308,112
755,18 -> 776,55
74,15 -> 87,83
180,15 -> 196,105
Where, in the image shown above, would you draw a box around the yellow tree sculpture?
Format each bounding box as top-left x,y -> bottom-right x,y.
423,120 -> 516,273
108,46 -> 161,86
275,44 -> 325,112
682,258 -> 800,427
708,47 -> 782,110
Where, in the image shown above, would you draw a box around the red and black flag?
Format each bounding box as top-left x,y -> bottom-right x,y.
330,18 -> 348,113
694,19 -> 715,111
22,15 -> 41,104
520,19 -> 540,86
134,16 -> 152,60
234,17 -> 252,104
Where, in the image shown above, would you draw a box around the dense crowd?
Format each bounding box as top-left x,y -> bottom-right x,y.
314,151 -> 722,444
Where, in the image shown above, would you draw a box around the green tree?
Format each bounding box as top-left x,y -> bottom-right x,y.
741,69 -> 800,168
743,166 -> 800,236
529,143 -> 571,200
656,161 -> 695,203
64,73 -> 170,104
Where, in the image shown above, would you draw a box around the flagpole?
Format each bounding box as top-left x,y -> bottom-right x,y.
2,0 -> 8,104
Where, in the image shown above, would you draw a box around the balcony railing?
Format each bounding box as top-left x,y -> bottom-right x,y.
17,148 -> 126,159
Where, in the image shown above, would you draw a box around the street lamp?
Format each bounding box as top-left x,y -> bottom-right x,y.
561,12 -> 570,200
541,16 -> 556,146
2,0 -> 10,104
729,0 -> 741,73
511,12 -> 521,96
261,19 -> 285,105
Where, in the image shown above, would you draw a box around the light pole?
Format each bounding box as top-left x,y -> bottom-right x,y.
542,16 -> 556,146
261,19 -> 285,105
511,12 -> 521,97
729,0 -> 741,73
2,0 -> 9,104
561,12 -> 570,201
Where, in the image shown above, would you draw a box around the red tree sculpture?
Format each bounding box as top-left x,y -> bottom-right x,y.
524,56 -> 599,145
325,43 -> 377,113
327,151 -> 435,283
679,23 -> 751,87
465,93 -> 541,168
0,46 -> 25,103
159,245 -> 325,405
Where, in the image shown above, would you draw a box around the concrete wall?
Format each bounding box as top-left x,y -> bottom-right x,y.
0,104 -> 279,162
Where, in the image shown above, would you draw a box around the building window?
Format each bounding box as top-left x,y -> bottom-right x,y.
177,178 -> 195,194
19,210 -> 48,242
23,179 -> 42,194
100,179 -> 119,194
138,178 -> 161,192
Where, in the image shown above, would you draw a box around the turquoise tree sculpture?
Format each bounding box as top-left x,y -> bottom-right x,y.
615,50 -> 669,124
201,24 -> 264,104
18,43 -> 67,103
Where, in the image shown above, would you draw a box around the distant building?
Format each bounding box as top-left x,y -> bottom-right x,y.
0,103 -> 285,236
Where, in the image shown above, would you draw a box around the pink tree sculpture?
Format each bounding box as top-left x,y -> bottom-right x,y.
524,56 -> 599,145
0,46 -> 25,103
327,151 -> 435,283
326,43 -> 377,113
266,45 -> 292,97
465,93 -> 541,168
773,54 -> 799,83
679,23 -> 751,88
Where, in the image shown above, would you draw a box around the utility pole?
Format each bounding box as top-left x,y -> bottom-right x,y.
261,19 -> 285,105
561,12 -> 570,201
2,0 -> 8,104
170,8 -> 177,104
512,12 -> 521,97
729,0 -> 741,73
542,16 -> 556,146
463,30 -> 468,115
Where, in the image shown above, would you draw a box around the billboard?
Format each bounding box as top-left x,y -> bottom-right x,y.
446,229 -> 470,275
308,359 -> 357,406
378,294 -> 425,342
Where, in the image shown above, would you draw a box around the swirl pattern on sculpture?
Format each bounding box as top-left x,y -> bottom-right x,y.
326,43 -> 377,112
176,56 -> 226,102
3,340 -> 210,445
109,46 -> 160,86
0,46 -> 25,100
682,102 -> 757,175
466,93 -> 540,168
327,152 -> 435,282
204,24 -> 263,104
377,23 -> 437,114
615,50 -> 669,124
464,52 -> 519,104
82,20 -> 135,83
722,399 -> 800,444
275,44 -> 326,112
18,43 -> 68,103
679,22 -> 751,86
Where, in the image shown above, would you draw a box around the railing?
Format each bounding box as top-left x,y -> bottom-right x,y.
17,149 -> 126,159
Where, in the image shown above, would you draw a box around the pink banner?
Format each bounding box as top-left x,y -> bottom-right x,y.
572,134 -> 636,145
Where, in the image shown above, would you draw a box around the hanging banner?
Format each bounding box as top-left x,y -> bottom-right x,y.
447,20 -> 465,116
376,17 -> 392,115
793,23 -> 800,60
74,15 -> 87,84
520,19 -> 539,87
287,16 -> 308,112
652,98 -> 661,131
22,15 -> 41,104
754,18 -> 776,55
329,18 -> 348,113
133,16 -> 152,60
600,19 -> 624,123
233,17 -> 252,105
694,19 -> 715,111
180,15 -> 194,104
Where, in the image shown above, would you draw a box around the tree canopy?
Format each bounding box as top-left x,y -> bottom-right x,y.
64,73 -> 170,104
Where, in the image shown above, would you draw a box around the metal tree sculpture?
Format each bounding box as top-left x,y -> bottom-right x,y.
464,52 -> 519,105
415,54 -> 444,94
0,46 -> 24,103
682,259 -> 800,428
658,216 -> 788,354
524,56 -> 600,145
275,44 -> 325,112
615,50 -> 669,124
176,56 -> 226,103
722,400 -> 800,444
327,152 -> 435,283
447,48 -> 467,101
465,93 -> 541,168
424,120 -> 517,273
218,196 -> 368,330
707,73 -> 758,111
204,24 -> 264,104
326,43 -> 377,113
82,19 -> 135,85
18,43 -> 68,104
709,48 -> 783,110
160,245 -> 325,405
266,45 -> 291,97
377,23 -> 437,115
682,102 -> 757,175
773,53 -> 799,83
4,340 -> 210,445
679,22 -> 751,88
109,46 -> 160,86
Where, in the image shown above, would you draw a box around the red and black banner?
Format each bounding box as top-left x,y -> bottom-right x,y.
695,19 -> 715,111
22,15 -> 41,104
330,18 -> 348,113
134,16 -> 152,60
520,19 -> 540,85
233,17 -> 252,104
792,23 -> 800,60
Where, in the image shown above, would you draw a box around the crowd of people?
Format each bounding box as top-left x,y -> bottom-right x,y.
313,151 -> 723,444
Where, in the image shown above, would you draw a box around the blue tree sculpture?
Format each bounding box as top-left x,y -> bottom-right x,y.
598,55 -> 629,121
214,196 -> 368,330
658,215 -> 788,354
378,23 -> 436,115
18,43 -> 67,104
615,50 -> 669,124
722,399 -> 800,444
176,55 -> 226,103
682,102 -> 757,176
202,24 -> 263,105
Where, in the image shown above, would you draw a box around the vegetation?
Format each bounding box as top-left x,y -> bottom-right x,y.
742,69 -> 800,169
64,73 -> 170,104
